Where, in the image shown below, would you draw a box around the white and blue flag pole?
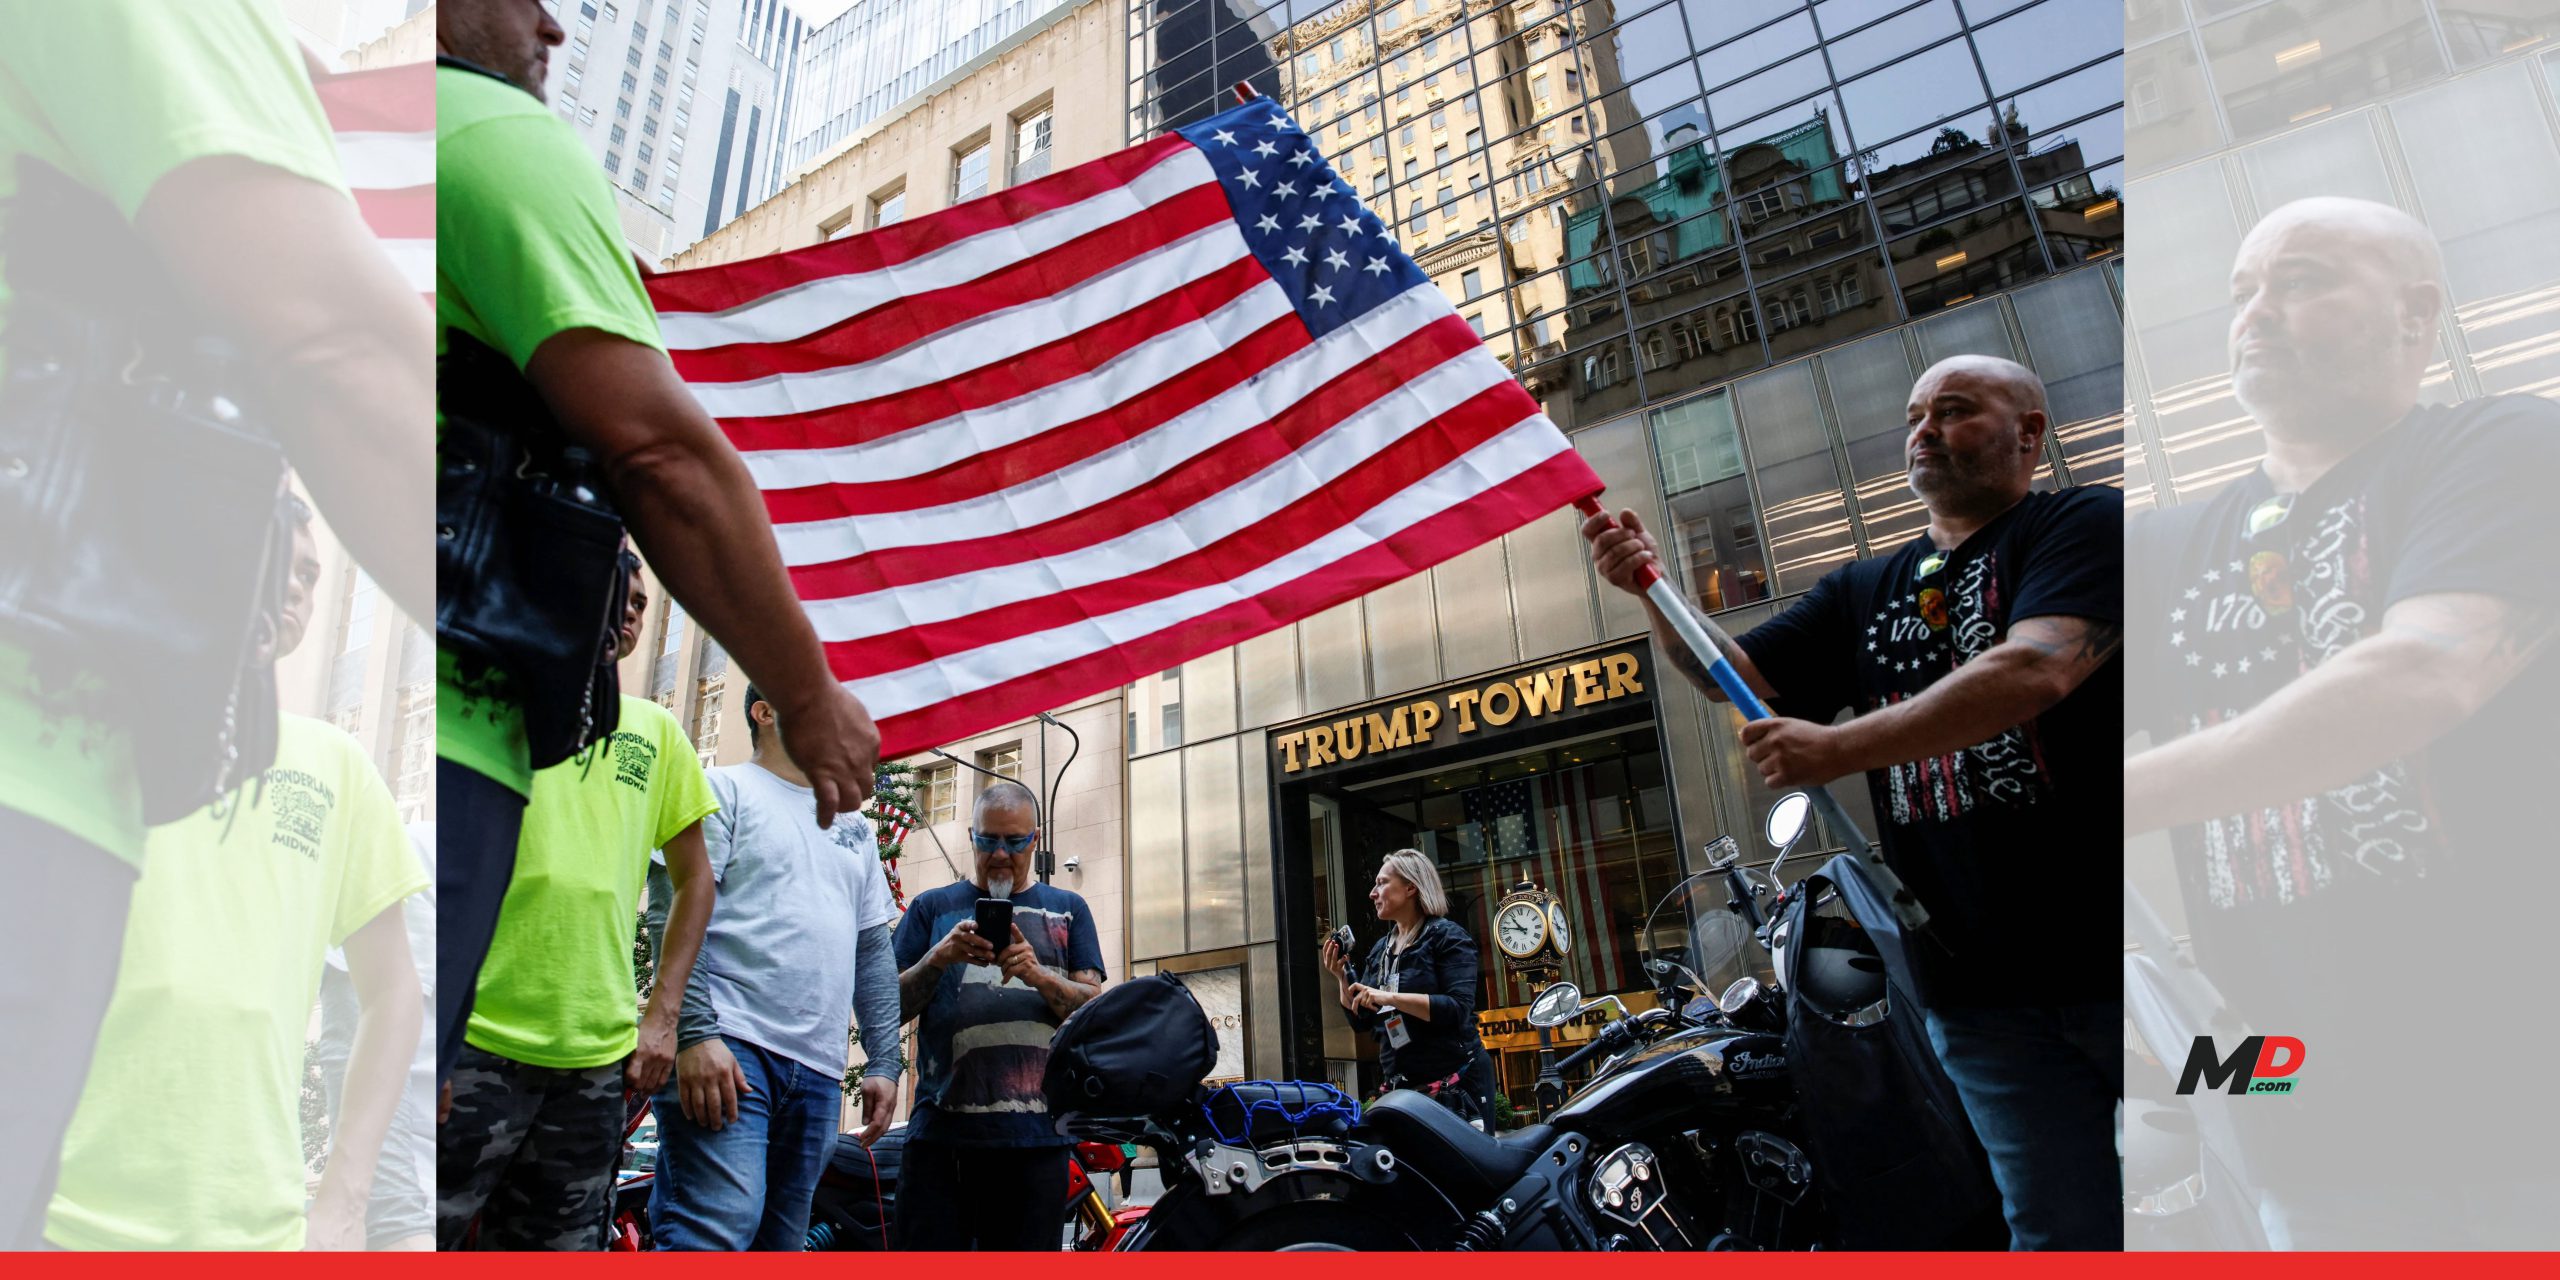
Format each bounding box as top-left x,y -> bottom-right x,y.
1572,496 -> 1931,934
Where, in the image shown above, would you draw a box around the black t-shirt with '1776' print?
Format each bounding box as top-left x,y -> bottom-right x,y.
1736,485 -> 2123,1009
2126,396 -> 2560,1171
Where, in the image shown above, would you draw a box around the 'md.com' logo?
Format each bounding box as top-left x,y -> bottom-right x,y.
2177,1035 -> 2307,1096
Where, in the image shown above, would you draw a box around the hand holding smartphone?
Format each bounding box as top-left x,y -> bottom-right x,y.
976,897 -> 1015,954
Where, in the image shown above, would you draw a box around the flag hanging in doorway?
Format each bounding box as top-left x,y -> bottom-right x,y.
644,96 -> 1602,759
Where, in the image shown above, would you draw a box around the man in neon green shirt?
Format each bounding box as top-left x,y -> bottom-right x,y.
46,494 -> 427,1251
435,0 -> 881,1090
0,0 -> 431,1245
438,555 -> 719,1250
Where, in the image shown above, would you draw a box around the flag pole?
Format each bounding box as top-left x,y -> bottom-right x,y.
1233,81 -> 1260,104
1571,494 -> 1931,934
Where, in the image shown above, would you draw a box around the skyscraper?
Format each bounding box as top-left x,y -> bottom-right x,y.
541,0 -> 805,260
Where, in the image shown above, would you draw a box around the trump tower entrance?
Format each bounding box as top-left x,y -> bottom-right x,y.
1268,641 -> 1691,1121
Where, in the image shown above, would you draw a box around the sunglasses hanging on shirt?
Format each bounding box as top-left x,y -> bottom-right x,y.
2246,493 -> 2297,542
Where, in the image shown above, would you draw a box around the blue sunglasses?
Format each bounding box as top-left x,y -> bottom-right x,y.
970,830 -> 1037,854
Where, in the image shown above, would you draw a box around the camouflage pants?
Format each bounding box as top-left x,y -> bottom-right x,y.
436,1044 -> 624,1250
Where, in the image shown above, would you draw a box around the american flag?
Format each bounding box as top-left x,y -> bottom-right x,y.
313,59 -> 434,299
642,97 -> 1603,759
1539,764 -> 1625,993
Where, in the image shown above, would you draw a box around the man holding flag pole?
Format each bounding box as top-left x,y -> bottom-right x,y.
1584,355 -> 2123,1250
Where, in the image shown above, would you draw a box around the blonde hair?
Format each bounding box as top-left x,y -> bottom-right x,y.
1378,849 -> 1449,919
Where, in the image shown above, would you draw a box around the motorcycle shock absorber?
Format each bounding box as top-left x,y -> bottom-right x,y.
1452,1205 -> 1508,1251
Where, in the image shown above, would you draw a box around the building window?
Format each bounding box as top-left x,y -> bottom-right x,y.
979,743 -> 1023,784
609,123 -> 627,145
605,149 -> 622,173
1012,106 -> 1053,182
952,139 -> 991,202
636,141 -> 652,165
1466,312 -> 1485,337
1431,108 -> 1447,131
1434,143 -> 1449,168
1438,185 -> 1455,209
922,763 -> 959,825
870,186 -> 905,228
1461,267 -> 1483,297
1723,303 -> 1760,346
1378,2 -> 1403,32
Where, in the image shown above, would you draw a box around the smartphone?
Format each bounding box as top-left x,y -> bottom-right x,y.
975,897 -> 1015,952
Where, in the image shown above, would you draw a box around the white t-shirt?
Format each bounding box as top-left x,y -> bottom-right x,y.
686,761 -> 896,1076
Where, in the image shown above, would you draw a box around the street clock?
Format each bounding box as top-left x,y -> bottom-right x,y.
1493,879 -> 1571,969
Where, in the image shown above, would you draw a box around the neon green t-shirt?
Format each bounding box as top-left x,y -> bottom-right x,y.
436,64 -> 666,798
467,695 -> 717,1069
0,0 -> 346,866
46,715 -> 426,1251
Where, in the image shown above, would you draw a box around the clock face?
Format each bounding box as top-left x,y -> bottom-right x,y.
1496,901 -> 1549,958
1547,901 -> 1572,955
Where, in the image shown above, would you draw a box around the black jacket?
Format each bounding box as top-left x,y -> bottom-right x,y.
1342,916 -> 1486,1086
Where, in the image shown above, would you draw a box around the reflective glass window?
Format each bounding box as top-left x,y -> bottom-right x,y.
1649,390 -> 1774,610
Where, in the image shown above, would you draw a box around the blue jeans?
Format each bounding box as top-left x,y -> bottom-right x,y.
1923,1002 -> 2121,1251
648,1039 -> 840,1251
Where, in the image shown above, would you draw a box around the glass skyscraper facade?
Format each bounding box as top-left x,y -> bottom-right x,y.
2119,1 -> 2560,941
2122,0 -> 2560,509
1115,0 -> 2127,1091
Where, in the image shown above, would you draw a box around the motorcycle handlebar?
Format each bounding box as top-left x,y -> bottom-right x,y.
1550,1020 -> 1631,1077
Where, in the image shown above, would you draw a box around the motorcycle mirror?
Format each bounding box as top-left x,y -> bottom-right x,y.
1527,981 -> 1584,1029
1765,792 -> 1813,853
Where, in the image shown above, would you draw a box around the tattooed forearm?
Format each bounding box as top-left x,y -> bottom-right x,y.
2006,616 -> 2122,668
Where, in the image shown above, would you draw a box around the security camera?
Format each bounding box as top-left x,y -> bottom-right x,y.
1063,854 -> 1082,873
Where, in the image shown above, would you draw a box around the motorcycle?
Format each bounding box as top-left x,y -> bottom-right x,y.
608,1103 -> 1145,1251
2120,882 -> 2269,1249
1081,793 -> 1999,1251
798,1125 -> 1149,1252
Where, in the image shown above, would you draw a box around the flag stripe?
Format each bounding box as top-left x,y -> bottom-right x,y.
651,136 -> 1205,336
322,61 -> 433,304
682,222 -> 1251,420
671,183 -> 1235,383
844,417 -> 1572,716
815,379 -> 1543,672
857,451 -> 1597,740
762,285 -> 1456,531
381,239 -> 435,295
723,256 -> 1286,460
334,130 -> 434,189
353,185 -> 434,240
314,62 -> 436,132
792,316 -> 1502,626
774,294 -> 1473,584
760,306 -> 1307,522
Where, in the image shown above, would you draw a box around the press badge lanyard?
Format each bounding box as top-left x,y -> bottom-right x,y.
1380,938 -> 1411,1050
